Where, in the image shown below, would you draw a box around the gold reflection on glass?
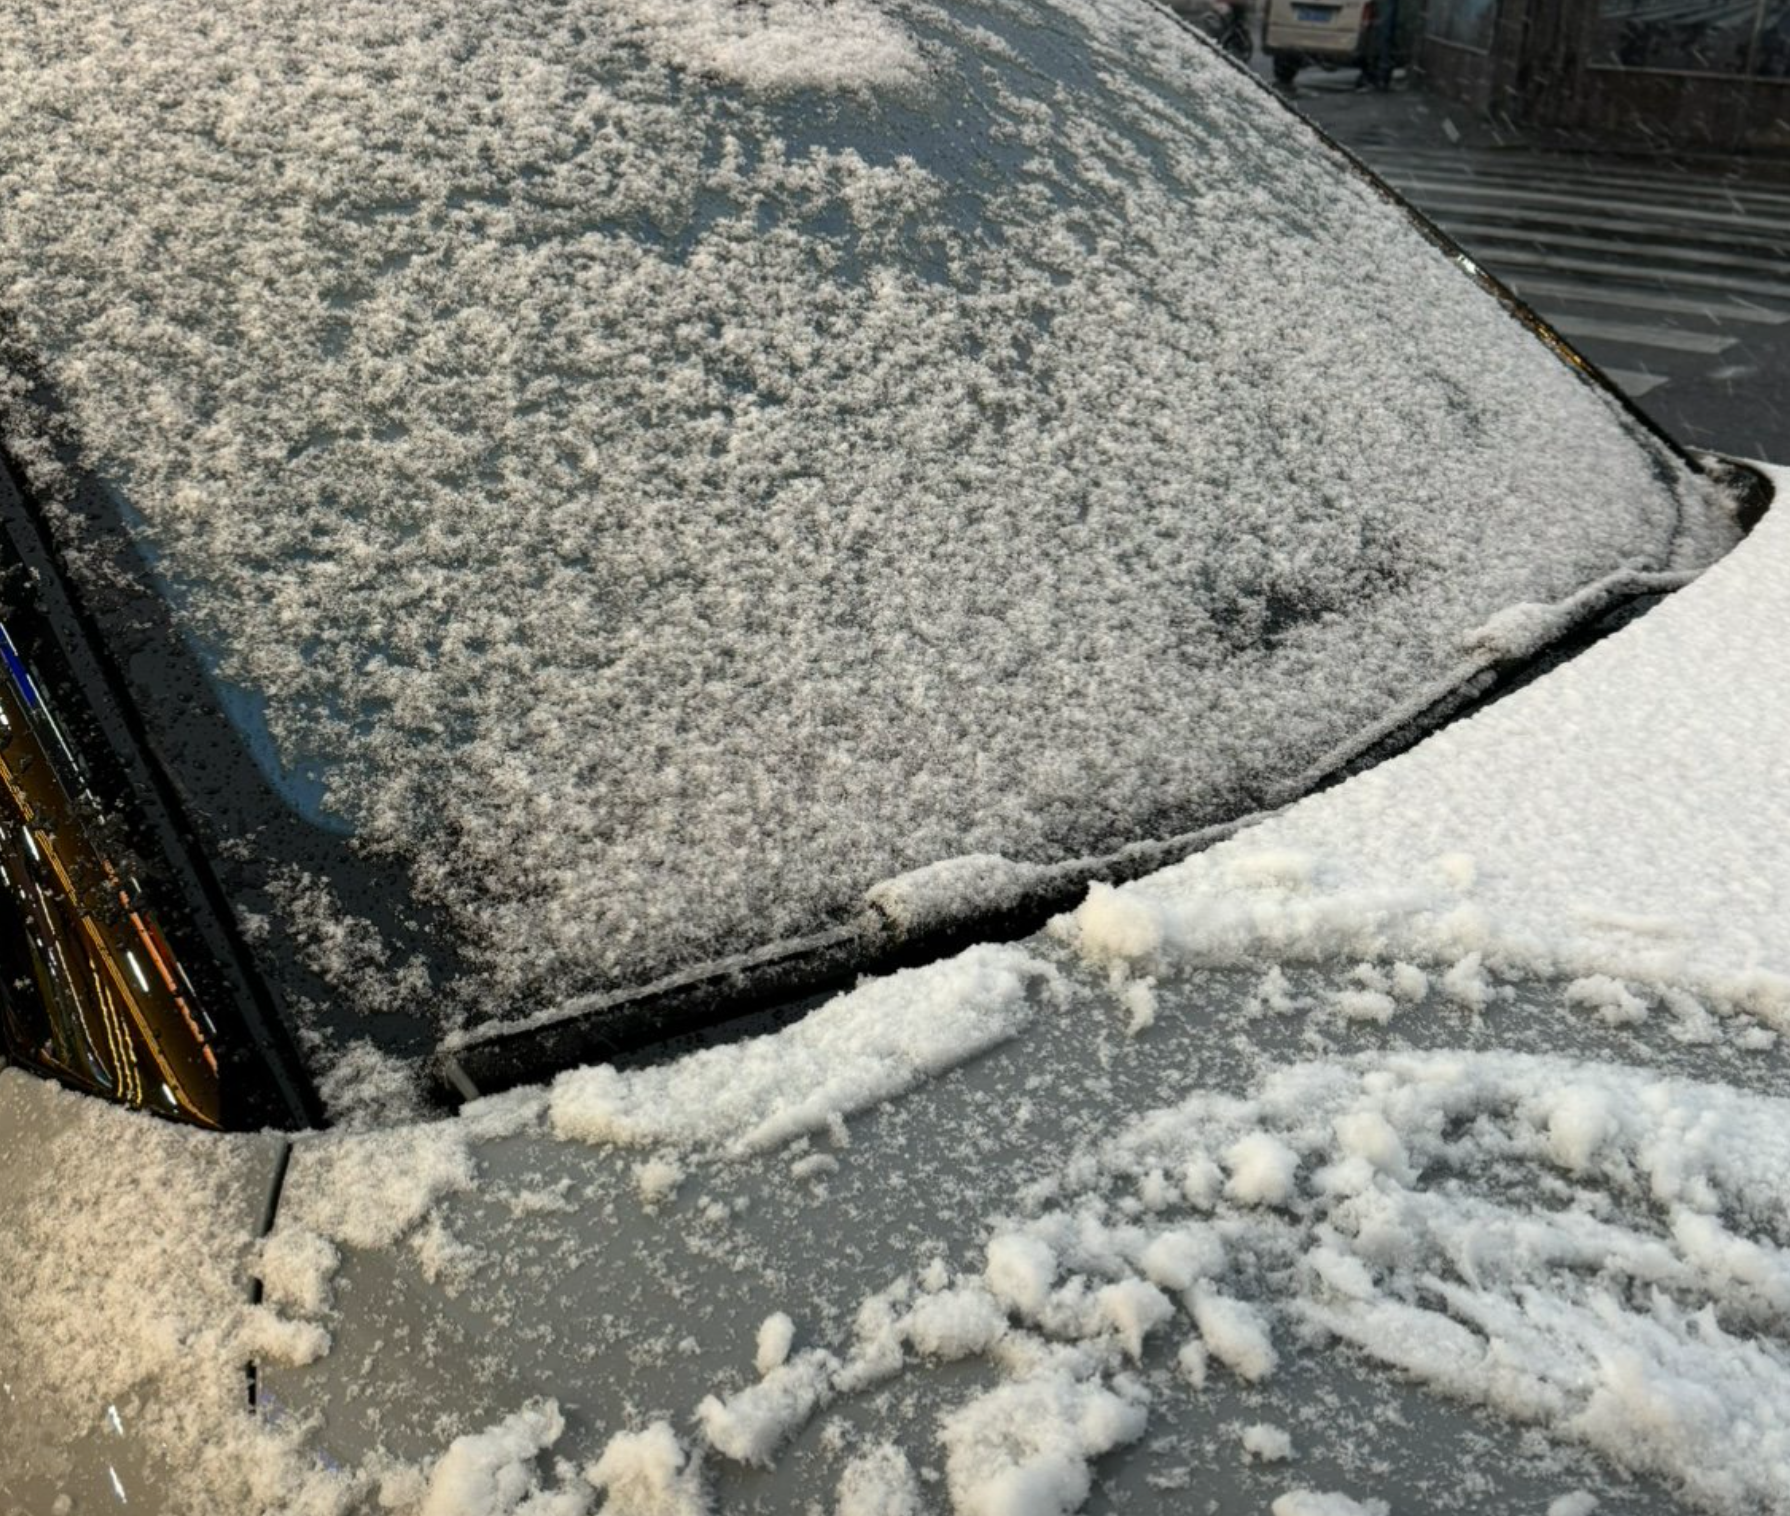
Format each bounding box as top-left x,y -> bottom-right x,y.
0,624 -> 221,1127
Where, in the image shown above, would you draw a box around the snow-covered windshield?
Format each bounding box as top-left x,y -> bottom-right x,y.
0,0 -> 1736,1083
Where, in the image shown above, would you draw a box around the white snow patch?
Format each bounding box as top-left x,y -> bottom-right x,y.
901,1285 -> 1010,1361
1331,988 -> 1397,1024
1175,1338 -> 1209,1390
1190,1288 -> 1278,1383
1241,1422 -> 1294,1461
1138,1226 -> 1225,1292
755,1312 -> 796,1376
586,1422 -> 708,1516
940,1366 -> 1148,1516
237,1305 -> 331,1369
836,1442 -> 921,1516
1441,952 -> 1495,1012
551,948 -> 1059,1155
1305,1245 -> 1376,1302
608,0 -> 925,93
1564,975 -> 1649,1025
1223,1133 -> 1300,1208
315,1038 -> 429,1129
1332,1109 -> 1412,1181
256,1227 -> 340,1317
985,1232 -> 1060,1320
634,1157 -> 686,1207
411,1214 -> 484,1294
420,1401 -> 574,1516
1120,977 -> 1158,1036
867,854 -> 1053,934
1181,1154 -> 1225,1210
1252,966 -> 1300,1016
1073,883 -> 1165,964
1094,1279 -> 1174,1362
1271,1492 -> 1389,1516
1227,850 -> 1316,892
1389,962 -> 1430,1002
697,1348 -> 839,1467
281,1122 -> 477,1251
1462,599 -> 1578,661
1545,1086 -> 1617,1173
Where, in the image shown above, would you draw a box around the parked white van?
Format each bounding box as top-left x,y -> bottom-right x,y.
1264,0 -> 1378,86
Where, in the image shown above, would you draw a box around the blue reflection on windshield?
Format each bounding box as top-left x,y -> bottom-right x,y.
102,481 -> 354,835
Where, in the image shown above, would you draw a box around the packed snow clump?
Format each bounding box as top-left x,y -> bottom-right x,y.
699,1348 -> 840,1466
1272,1493 -> 1389,1516
256,1225 -> 341,1316
1222,1132 -> 1300,1207
939,1365 -> 1149,1516
586,1421 -> 708,1516
1242,1422 -> 1294,1461
836,1442 -> 922,1516
418,1400 -> 575,1516
755,1311 -> 796,1375
550,946 -> 1060,1154
1189,1288 -> 1277,1382
901,1284 -> 1011,1359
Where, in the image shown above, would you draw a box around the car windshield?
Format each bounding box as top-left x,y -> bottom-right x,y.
0,0 -> 1738,1114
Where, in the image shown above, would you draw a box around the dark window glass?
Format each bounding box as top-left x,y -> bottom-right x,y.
1594,0 -> 1766,74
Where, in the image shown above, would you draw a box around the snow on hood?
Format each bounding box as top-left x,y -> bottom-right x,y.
1063,464 -> 1790,1029
5,472 -> 1790,1510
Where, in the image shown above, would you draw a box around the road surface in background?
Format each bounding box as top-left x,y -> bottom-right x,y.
1281,70 -> 1790,465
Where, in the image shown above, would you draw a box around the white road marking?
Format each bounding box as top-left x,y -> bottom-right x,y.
1458,246 -> 1790,301
1383,172 -> 1790,224
1437,220 -> 1790,277
1385,179 -> 1790,241
1544,315 -> 1737,355
1370,148 -> 1790,208
1374,171 -> 1790,221
1505,278 -> 1790,325
1599,367 -> 1670,397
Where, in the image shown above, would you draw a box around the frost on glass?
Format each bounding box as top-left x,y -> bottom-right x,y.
0,0 -> 1736,1045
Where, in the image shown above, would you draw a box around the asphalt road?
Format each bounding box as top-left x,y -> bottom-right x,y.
1278,70 -> 1790,467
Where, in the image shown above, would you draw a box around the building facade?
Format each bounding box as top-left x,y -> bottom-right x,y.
1422,0 -> 1790,152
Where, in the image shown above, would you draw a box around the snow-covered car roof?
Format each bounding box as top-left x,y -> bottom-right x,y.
3,465 -> 1783,1514
0,0 -> 1744,1111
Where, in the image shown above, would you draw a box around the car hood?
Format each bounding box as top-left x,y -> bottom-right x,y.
10,468 -> 1783,1513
